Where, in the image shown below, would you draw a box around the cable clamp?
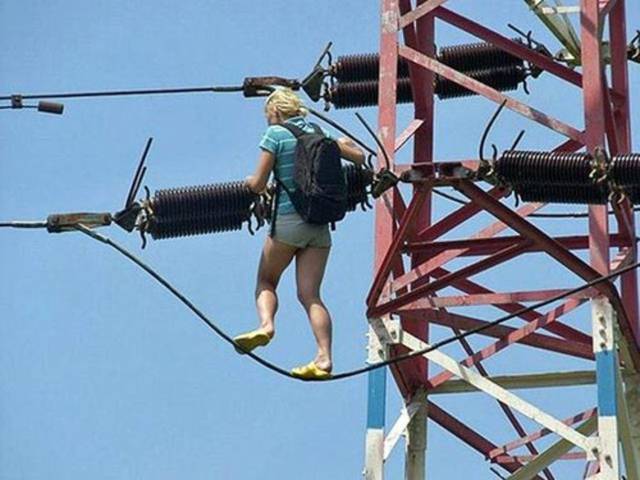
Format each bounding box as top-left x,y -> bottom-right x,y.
47,212 -> 112,233
10,94 -> 23,109
242,76 -> 300,97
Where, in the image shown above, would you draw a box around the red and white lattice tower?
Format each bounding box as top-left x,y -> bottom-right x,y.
363,1 -> 640,478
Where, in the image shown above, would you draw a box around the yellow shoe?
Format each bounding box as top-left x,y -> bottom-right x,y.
233,330 -> 272,354
291,361 -> 332,380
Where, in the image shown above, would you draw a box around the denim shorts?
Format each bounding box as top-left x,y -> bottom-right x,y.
271,212 -> 332,249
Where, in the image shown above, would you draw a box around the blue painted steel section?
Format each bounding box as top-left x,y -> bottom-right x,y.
596,350 -> 618,417
366,368 -> 387,429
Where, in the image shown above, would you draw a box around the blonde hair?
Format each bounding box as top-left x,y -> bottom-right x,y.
265,87 -> 308,119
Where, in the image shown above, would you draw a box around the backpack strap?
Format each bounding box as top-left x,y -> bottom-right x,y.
279,122 -> 307,138
309,122 -> 323,135
270,174 -> 281,238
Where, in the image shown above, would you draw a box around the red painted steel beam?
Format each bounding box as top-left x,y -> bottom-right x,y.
602,71 -> 622,155
393,203 -> 542,296
378,185 -> 407,228
398,0 -> 448,29
399,45 -> 585,143
453,181 -> 610,291
415,138 -> 582,243
405,234 -> 629,257
433,7 -> 580,87
398,0 -> 432,116
581,0 -> 611,279
416,186 -> 506,241
600,0 -> 619,18
395,118 -> 424,152
368,188 -> 430,310
427,402 -> 540,477
452,180 -> 640,369
398,289 -> 594,310
489,409 -> 597,460
428,268 -> 596,346
371,241 -> 531,317
420,309 -> 593,359
424,298 -> 586,390
375,0 -> 433,400
439,312 -> 554,480
397,0 -> 437,384
433,6 -> 623,104
609,0 -> 639,346
496,453 -> 586,463
373,0 -> 400,290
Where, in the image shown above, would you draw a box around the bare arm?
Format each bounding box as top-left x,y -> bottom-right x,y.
337,137 -> 365,165
246,149 -> 276,193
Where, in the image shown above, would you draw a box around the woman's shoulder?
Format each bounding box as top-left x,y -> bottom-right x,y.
264,124 -> 291,137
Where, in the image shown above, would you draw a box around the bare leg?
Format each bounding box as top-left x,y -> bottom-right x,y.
255,236 -> 297,338
295,246 -> 332,372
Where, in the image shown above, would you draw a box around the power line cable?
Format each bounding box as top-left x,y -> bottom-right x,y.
3,220 -> 633,382
8,82 -> 636,217
0,85 -> 243,101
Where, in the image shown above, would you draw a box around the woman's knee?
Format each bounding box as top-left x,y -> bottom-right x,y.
297,289 -> 322,308
255,280 -> 276,299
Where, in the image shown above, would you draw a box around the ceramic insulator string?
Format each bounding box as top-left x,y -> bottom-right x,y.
147,181 -> 257,239
330,40 -> 523,82
610,154 -> 640,186
434,64 -> 524,100
493,151 -> 640,205
145,166 -> 373,240
494,150 -> 596,186
515,184 -> 609,205
327,64 -> 525,108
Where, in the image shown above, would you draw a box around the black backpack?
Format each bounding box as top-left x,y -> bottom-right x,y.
275,122 -> 347,225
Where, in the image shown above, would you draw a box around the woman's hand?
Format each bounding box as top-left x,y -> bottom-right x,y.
337,137 -> 365,165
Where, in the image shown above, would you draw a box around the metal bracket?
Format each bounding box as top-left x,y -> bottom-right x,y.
46,212 -> 112,233
242,76 -> 301,97
367,316 -> 402,362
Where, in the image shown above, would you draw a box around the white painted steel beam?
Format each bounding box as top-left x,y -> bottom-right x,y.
429,371 -> 596,394
398,330 -> 595,453
591,298 -> 620,479
507,417 -> 598,480
384,401 -> 420,461
404,391 -> 427,480
617,368 -> 640,480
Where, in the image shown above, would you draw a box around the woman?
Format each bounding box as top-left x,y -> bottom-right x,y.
234,88 -> 364,380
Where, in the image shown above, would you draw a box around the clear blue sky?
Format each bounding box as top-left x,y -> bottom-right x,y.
1,1 -> 639,479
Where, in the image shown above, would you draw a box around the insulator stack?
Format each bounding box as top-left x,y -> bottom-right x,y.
516,184 -> 609,204
327,39 -> 528,108
438,40 -> 523,72
330,40 -> 522,82
147,181 -> 257,240
331,54 -> 411,83
609,154 -> 640,186
435,64 -> 524,100
328,78 -> 413,109
328,65 -> 525,109
494,151 -> 596,186
144,166 -> 373,241
344,164 -> 374,211
492,150 -> 640,205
